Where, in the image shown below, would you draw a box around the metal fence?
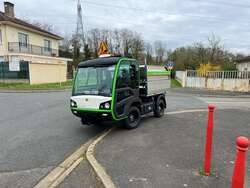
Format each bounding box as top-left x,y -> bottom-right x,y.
8,42 -> 58,57
187,70 -> 250,79
0,61 -> 29,80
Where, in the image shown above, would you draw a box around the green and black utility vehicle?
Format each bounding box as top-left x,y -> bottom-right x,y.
70,56 -> 170,129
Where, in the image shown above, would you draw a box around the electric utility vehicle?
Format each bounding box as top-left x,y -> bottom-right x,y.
70,56 -> 169,129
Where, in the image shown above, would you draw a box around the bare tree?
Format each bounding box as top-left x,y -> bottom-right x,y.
207,34 -> 224,64
32,22 -> 54,32
113,29 -> 122,55
60,35 -> 72,50
88,29 -> 100,58
23,18 -> 55,33
130,33 -> 144,60
145,42 -> 153,64
154,41 -> 166,65
120,29 -> 133,56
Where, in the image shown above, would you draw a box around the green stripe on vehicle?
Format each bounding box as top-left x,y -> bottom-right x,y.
71,107 -> 111,113
110,57 -> 135,121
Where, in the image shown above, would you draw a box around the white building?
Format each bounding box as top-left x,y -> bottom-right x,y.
236,56 -> 250,71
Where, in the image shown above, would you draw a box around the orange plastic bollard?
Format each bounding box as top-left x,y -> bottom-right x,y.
203,104 -> 216,175
232,136 -> 249,188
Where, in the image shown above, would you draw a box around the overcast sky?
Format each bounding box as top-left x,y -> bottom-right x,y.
2,0 -> 250,54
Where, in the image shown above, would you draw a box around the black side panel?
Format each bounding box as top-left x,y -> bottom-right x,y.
115,87 -> 141,118
141,102 -> 154,115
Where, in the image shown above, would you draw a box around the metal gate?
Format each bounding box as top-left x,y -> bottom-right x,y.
0,61 -> 29,82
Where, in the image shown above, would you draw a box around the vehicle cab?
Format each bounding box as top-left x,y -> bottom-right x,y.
70,57 -> 141,126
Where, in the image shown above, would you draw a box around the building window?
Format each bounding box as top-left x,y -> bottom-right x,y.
44,39 -> 51,52
18,33 -> 28,47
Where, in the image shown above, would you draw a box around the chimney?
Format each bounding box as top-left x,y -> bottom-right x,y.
4,2 -> 14,17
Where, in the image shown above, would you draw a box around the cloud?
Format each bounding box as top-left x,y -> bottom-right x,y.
2,0 -> 250,54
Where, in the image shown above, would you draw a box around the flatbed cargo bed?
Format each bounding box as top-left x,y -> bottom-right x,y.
140,66 -> 171,96
147,76 -> 170,96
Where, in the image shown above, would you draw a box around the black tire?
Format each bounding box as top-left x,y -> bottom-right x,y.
154,99 -> 165,118
123,106 -> 141,129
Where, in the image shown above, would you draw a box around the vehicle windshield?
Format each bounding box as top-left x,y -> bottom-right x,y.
73,65 -> 116,97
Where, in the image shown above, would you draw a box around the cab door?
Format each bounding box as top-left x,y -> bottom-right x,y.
114,60 -> 139,119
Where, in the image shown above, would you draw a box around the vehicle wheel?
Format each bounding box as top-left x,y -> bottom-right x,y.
123,106 -> 141,129
154,99 -> 165,118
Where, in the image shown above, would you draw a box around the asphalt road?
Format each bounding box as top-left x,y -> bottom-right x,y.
58,88 -> 250,187
93,89 -> 250,188
1,89 -> 250,188
95,109 -> 250,188
0,91 -> 106,188
167,89 -> 250,112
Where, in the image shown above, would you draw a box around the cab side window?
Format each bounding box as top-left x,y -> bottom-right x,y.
116,62 -> 130,88
129,63 -> 139,89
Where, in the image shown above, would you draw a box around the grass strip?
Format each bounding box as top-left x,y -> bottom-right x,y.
0,80 -> 72,90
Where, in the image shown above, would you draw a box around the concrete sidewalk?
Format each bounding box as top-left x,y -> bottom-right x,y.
95,109 -> 250,188
169,88 -> 250,98
58,159 -> 102,188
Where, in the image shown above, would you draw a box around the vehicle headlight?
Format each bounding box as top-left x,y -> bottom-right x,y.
104,102 -> 110,109
70,100 -> 77,108
100,101 -> 111,110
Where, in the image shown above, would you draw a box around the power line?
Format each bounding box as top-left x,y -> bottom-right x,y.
43,11 -> 250,35
188,0 -> 250,9
21,1 -> 250,27
82,0 -> 250,25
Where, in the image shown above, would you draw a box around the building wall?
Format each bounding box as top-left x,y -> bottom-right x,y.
0,23 -> 71,85
176,71 -> 187,86
29,62 -> 67,84
0,24 -> 59,55
182,70 -> 250,92
237,62 -> 250,71
0,24 -> 7,56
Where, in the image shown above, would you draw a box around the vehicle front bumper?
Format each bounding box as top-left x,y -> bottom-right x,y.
71,108 -> 113,122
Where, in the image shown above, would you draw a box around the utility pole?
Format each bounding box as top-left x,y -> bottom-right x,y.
76,0 -> 85,46
73,0 -> 87,69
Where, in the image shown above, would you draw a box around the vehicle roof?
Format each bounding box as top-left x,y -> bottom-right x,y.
78,57 -> 135,68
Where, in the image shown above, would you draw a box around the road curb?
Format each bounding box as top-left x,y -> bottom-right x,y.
86,128 -> 117,188
34,138 -> 94,188
0,89 -> 71,93
168,90 -> 250,98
